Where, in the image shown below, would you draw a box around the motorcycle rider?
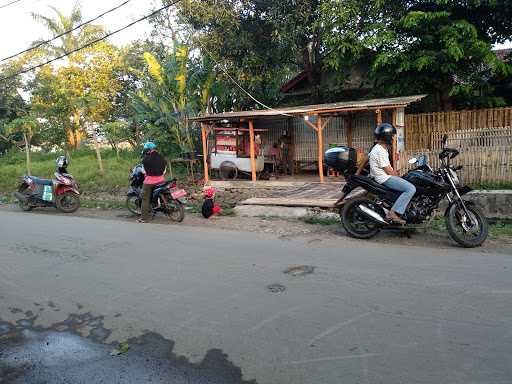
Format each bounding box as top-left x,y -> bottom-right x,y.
369,123 -> 415,225
137,142 -> 166,223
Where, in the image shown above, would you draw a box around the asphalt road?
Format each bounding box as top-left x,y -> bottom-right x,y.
1,210 -> 512,384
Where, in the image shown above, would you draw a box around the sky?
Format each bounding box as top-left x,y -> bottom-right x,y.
0,0 -> 159,60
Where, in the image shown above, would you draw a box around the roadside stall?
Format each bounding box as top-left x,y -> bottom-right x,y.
210,126 -> 266,179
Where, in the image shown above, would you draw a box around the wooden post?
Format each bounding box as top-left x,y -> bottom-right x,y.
376,109 -> 382,125
346,113 -> 353,147
249,119 -> 257,182
201,123 -> 209,183
317,115 -> 324,183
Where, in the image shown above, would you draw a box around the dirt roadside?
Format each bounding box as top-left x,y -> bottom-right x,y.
1,203 -> 511,255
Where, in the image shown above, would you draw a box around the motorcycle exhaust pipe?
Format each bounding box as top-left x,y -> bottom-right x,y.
357,204 -> 388,225
13,192 -> 28,202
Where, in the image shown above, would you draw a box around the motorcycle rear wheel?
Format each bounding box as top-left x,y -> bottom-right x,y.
18,187 -> 33,212
341,197 -> 381,239
165,200 -> 185,223
55,192 -> 80,213
126,195 -> 142,216
446,203 -> 488,248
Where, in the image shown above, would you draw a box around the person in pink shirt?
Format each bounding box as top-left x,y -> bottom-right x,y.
138,142 -> 166,223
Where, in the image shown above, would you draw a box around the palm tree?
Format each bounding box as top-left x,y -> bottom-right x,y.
31,2 -> 105,57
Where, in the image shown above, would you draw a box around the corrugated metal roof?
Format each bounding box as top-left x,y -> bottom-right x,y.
191,94 -> 427,122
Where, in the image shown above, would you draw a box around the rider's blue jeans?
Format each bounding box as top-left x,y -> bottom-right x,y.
382,176 -> 416,215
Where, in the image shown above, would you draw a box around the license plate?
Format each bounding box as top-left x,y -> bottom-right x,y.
171,189 -> 187,199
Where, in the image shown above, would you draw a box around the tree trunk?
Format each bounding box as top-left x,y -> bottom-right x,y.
93,132 -> 104,175
23,132 -> 31,176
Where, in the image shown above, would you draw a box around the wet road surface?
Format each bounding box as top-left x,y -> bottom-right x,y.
1,210 -> 512,383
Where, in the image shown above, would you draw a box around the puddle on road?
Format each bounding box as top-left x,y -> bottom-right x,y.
283,265 -> 316,277
0,313 -> 257,384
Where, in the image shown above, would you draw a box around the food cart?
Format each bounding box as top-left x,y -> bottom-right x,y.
210,127 -> 266,179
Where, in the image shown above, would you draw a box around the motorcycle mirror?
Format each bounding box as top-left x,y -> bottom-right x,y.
408,157 -> 418,165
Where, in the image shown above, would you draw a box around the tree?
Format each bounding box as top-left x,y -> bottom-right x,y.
31,2 -> 105,57
5,116 -> 39,175
318,0 -> 512,110
156,0 -> 305,109
102,121 -> 132,158
131,42 -> 219,157
0,60 -> 30,153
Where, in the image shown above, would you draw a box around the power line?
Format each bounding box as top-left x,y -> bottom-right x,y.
0,0 -> 182,81
0,0 -> 22,9
1,0 -> 132,63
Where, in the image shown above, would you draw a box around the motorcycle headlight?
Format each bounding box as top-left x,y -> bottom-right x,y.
449,168 -> 460,186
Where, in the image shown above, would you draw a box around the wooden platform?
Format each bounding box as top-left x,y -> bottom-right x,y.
239,182 -> 345,208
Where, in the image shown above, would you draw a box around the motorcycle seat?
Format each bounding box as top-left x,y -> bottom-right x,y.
154,181 -> 171,189
351,175 -> 400,197
28,176 -> 53,186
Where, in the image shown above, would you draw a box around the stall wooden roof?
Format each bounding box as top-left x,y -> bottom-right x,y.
191,94 -> 427,123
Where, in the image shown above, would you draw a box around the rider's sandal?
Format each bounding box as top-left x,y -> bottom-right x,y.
386,216 -> 406,225
137,218 -> 147,223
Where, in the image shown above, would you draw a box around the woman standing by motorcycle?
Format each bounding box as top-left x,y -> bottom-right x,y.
369,123 -> 416,224
137,142 -> 166,223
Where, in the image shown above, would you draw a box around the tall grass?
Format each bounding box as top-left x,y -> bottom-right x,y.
0,149 -> 139,195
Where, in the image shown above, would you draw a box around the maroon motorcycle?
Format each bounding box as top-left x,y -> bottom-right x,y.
14,156 -> 80,213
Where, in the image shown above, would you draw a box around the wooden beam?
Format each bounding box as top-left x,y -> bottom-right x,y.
303,115 -> 318,131
249,119 -> 257,182
346,113 -> 353,147
317,115 -> 324,183
201,124 -> 210,183
320,116 -> 332,131
292,104 -> 409,116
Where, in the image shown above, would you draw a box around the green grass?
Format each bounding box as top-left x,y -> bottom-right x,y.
0,149 -> 139,197
301,215 -> 340,226
470,181 -> 512,190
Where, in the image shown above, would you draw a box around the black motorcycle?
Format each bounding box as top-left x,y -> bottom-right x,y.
126,164 -> 186,222
13,157 -> 80,213
326,135 -> 488,248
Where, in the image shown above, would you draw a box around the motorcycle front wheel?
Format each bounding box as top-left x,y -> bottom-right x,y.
341,197 -> 381,239
126,195 -> 142,216
446,203 -> 488,248
55,192 -> 80,213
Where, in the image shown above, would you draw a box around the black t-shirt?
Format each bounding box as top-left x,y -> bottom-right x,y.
142,151 -> 166,176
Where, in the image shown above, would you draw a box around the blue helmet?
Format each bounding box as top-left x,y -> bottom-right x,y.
143,142 -> 157,150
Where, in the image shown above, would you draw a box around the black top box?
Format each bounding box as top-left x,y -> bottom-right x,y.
324,146 -> 357,175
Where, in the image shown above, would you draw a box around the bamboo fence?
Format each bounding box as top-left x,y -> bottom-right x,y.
402,107 -> 512,184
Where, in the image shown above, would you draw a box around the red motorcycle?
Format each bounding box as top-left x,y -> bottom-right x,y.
14,156 -> 80,213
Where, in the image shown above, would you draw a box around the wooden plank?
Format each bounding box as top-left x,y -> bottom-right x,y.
240,197 -> 339,208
